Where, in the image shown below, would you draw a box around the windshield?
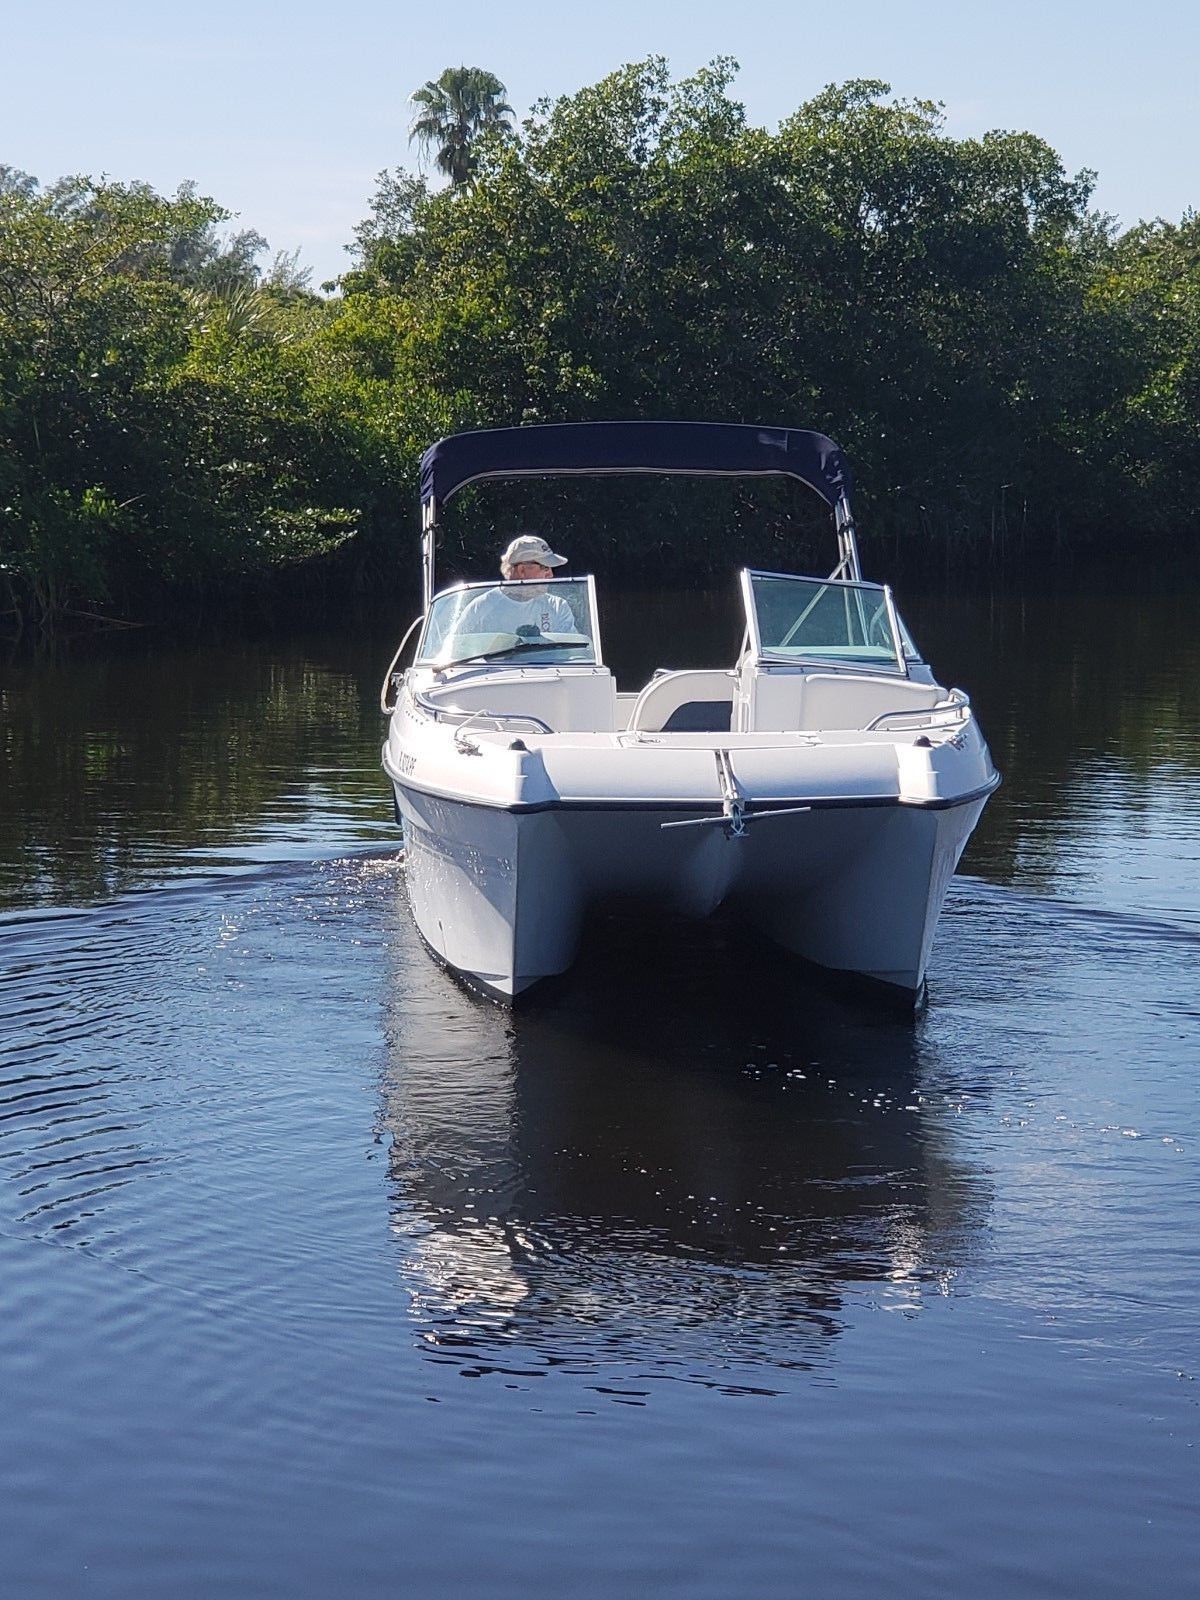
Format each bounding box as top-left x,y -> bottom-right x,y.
415,577 -> 600,667
745,572 -> 918,673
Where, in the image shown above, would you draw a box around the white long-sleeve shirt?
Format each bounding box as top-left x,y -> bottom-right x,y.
452,586 -> 577,639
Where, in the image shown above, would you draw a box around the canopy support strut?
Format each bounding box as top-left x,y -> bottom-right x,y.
422,501 -> 438,612
834,495 -> 862,581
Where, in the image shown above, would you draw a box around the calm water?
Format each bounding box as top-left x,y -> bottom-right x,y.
1,588 -> 1198,1599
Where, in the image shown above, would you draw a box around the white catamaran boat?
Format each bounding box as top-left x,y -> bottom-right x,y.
381,422 -> 998,1003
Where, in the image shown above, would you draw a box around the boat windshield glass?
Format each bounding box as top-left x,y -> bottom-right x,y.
746,573 -> 916,672
416,577 -> 599,667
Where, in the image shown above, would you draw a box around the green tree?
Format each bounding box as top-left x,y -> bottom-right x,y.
4,61 -> 1198,639
1095,214 -> 1200,519
409,67 -> 514,186
344,167 -> 430,287
0,175 -> 358,633
337,59 -> 1174,573
0,177 -> 220,626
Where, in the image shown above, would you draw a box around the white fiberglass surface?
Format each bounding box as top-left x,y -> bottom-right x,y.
746,573 -> 919,672
417,577 -> 599,668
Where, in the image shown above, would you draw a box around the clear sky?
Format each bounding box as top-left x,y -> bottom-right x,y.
4,0 -> 1196,287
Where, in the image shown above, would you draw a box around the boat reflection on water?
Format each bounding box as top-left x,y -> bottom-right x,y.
379,912 -> 991,1393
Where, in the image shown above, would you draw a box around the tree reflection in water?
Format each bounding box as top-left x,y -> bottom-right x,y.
0,634 -> 392,909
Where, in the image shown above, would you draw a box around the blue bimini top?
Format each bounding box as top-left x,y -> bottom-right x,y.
418,421 -> 853,519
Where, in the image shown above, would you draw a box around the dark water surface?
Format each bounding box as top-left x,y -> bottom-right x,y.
1,589 -> 1198,1598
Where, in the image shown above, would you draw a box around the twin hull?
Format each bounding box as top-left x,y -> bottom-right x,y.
387,719 -> 991,1000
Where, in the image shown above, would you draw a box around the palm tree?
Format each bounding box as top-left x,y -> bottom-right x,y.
409,67 -> 514,187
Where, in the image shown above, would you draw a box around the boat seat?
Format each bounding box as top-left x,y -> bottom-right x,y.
798,673 -> 941,731
628,670 -> 737,733
744,670 -> 943,732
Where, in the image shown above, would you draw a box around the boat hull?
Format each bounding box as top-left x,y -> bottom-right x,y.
391,779 -> 990,1002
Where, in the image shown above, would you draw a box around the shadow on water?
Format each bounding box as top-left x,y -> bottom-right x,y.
378,910 -> 992,1396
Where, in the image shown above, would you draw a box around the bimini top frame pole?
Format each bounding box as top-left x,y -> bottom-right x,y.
421,497 -> 437,612
418,421 -> 859,607
833,493 -> 862,582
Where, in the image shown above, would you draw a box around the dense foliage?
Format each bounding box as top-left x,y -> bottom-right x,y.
2,62 -> 1198,634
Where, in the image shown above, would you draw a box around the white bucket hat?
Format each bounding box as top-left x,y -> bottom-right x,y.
502,534 -> 568,570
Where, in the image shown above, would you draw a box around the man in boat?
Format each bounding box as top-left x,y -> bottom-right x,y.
452,534 -> 577,638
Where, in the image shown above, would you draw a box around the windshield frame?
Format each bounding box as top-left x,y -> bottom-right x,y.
740,568 -> 918,677
415,573 -> 604,669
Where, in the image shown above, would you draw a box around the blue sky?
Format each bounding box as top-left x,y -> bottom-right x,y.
4,0 -> 1196,287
